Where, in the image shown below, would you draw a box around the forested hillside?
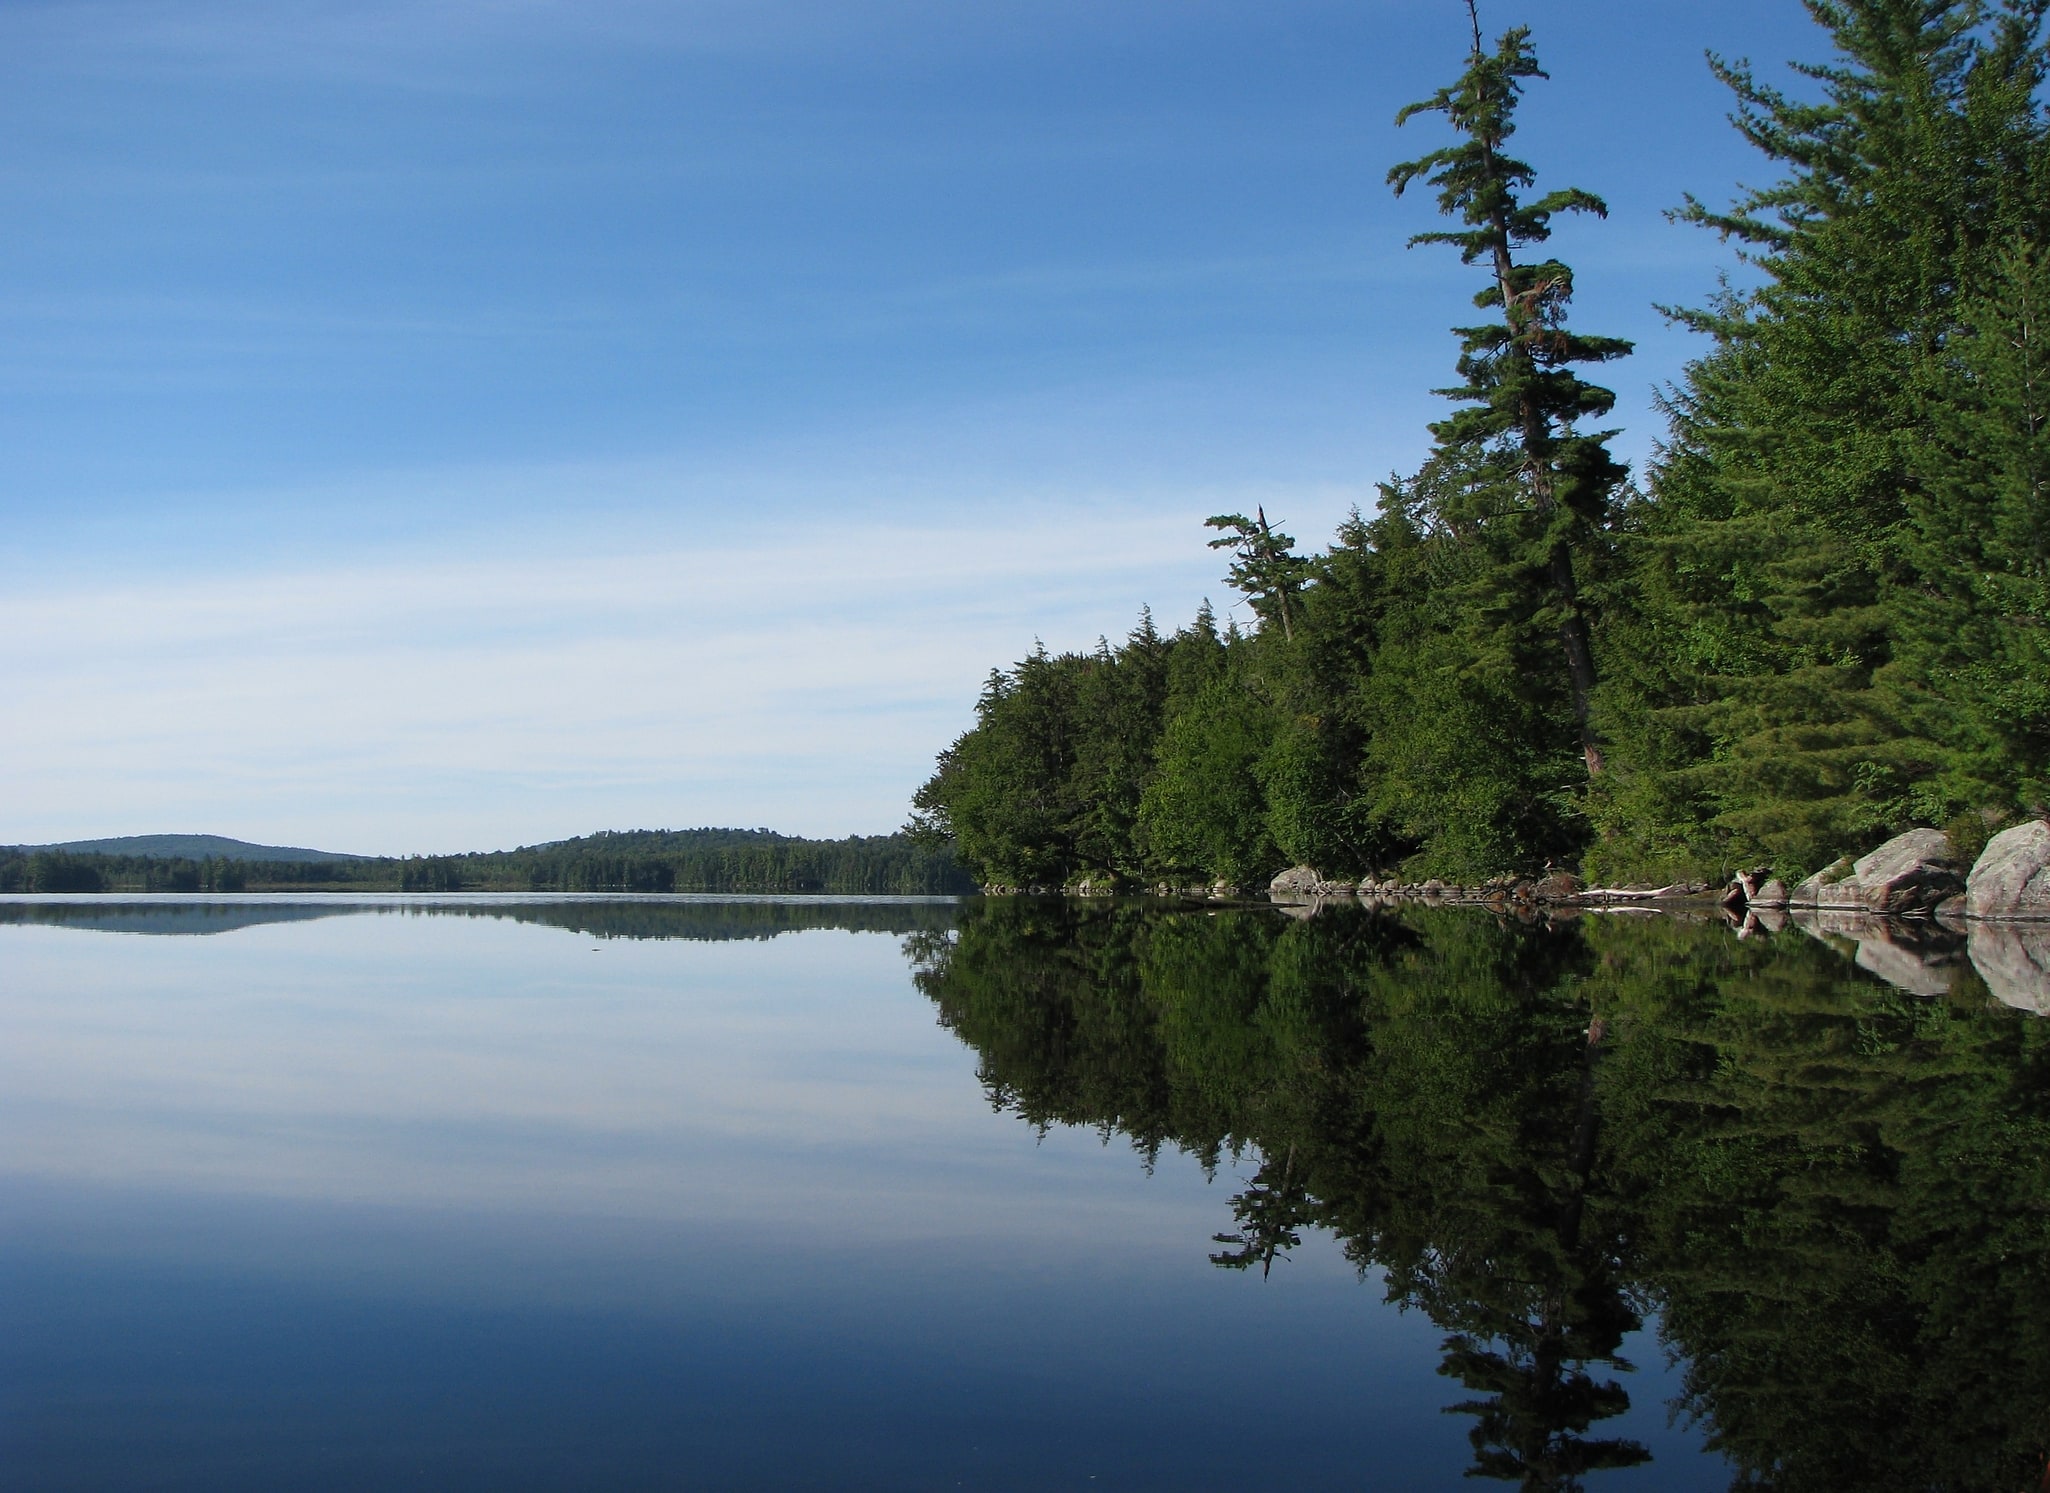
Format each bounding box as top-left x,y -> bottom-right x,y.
912,1 -> 2050,891
0,828 -> 972,895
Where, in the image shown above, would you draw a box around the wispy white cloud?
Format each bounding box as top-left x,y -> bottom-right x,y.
2,490 -> 1360,852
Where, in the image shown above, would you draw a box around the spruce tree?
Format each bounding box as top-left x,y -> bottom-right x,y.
1599,0 -> 2050,877
1388,1 -> 1632,781
1898,240 -> 2050,818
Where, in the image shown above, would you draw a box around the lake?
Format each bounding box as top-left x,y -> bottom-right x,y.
1,894 -> 2044,1491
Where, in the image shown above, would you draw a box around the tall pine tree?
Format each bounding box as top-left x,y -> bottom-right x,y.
1388,2 -> 1633,782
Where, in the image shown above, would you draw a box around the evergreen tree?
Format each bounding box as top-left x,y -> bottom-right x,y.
1388,1 -> 1633,781
1897,239 -> 2050,817
1204,508 -> 1309,643
1596,0 -> 2050,879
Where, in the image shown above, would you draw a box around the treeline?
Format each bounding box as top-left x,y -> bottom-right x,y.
0,898 -> 959,943
0,829 -> 974,896
911,898 -> 2050,1489
913,2 -> 2050,891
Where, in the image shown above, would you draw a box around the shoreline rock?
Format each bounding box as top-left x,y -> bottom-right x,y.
1783,829 -> 1964,917
1966,819 -> 2050,922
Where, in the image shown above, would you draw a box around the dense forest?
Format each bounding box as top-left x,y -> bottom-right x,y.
0,828 -> 973,896
911,1 -> 2050,892
911,898 -> 2050,1490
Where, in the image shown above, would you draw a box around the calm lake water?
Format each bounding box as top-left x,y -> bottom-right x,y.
2,895 -> 2045,1491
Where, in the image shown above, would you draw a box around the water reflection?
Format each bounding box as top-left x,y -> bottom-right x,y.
911,898 -> 2050,1491
1774,905 -> 2050,1013
5,898 -> 1489,1491
0,894 -> 956,941
4,892 -> 2044,1488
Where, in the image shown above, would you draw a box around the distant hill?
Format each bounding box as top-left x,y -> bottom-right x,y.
1,827 -> 972,895
28,834 -> 369,864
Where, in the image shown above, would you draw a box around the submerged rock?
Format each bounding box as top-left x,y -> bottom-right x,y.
1966,819 -> 2050,921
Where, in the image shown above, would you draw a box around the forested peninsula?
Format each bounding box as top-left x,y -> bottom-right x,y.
911,3 -> 2050,895
0,829 -> 972,896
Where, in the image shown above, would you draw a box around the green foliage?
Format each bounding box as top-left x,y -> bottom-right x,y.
1205,509 -> 1309,642
19,851 -> 108,893
1592,0 -> 2050,879
1896,241 -> 2050,814
1139,676 -> 1280,885
1389,10 -> 1632,782
919,2 -> 2050,889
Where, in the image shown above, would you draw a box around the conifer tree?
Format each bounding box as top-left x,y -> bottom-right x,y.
1205,508 -> 1308,643
1388,1 -> 1632,780
1898,240 -> 2050,816
1598,0 -> 2050,877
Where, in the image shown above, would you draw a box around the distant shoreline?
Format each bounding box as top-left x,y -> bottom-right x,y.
0,828 -> 974,897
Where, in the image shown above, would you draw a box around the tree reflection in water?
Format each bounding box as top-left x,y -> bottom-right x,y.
906,898 -> 2050,1492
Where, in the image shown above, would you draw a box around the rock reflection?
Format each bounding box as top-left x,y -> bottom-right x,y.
911,899 -> 2050,1491
1969,922 -> 2050,1015
1786,908 -> 1970,999
1775,905 -> 2050,1013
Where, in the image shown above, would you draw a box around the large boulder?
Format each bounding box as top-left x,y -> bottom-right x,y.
1269,865 -> 1322,898
1851,828 -> 1965,915
1790,830 -> 1964,916
1966,819 -> 2050,921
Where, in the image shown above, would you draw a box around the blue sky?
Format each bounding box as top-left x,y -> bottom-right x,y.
2,0 -> 1823,853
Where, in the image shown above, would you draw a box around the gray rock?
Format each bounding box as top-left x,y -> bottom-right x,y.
1852,828 -> 1965,914
1752,877 -> 1789,908
1789,830 -> 1965,915
1966,819 -> 2050,921
1791,857 -> 1861,909
1968,921 -> 2050,1015
1269,865 -> 1323,897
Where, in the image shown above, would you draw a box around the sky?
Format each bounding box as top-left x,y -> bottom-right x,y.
0,0 -> 1828,855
